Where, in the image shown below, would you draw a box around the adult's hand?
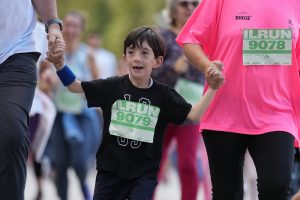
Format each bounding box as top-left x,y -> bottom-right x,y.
47,24 -> 63,52
47,38 -> 65,70
205,61 -> 224,89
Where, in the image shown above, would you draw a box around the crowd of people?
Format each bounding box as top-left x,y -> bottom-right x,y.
1,0 -> 299,200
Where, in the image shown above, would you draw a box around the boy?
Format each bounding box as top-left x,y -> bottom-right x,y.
49,26 -> 223,200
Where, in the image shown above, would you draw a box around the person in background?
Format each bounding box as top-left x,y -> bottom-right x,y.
0,0 -> 63,199
176,0 -> 300,199
47,11 -> 101,200
116,57 -> 130,76
29,61 -> 57,200
29,19 -> 58,200
87,32 -> 118,146
152,0 -> 210,199
87,32 -> 118,79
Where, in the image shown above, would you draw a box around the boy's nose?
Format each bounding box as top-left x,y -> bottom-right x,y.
133,54 -> 142,62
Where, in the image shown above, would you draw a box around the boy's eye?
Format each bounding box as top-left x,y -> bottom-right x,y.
143,51 -> 149,55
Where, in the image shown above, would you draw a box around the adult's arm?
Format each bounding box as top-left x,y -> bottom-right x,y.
32,0 -> 58,24
32,0 -> 64,53
182,43 -> 211,73
182,43 -> 224,89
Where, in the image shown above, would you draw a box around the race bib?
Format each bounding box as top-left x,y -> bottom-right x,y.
109,100 -> 160,143
243,29 -> 292,65
174,78 -> 203,105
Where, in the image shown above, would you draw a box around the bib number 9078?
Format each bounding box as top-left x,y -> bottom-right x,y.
243,29 -> 292,65
248,40 -> 286,50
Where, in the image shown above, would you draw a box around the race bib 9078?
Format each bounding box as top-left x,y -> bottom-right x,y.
243,29 -> 292,65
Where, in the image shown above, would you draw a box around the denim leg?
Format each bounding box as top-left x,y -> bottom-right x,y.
62,113 -> 84,145
81,108 -> 102,157
48,113 -> 69,200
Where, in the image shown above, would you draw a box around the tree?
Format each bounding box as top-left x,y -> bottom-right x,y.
57,0 -> 165,57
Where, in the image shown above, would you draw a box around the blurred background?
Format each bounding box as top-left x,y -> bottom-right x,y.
57,0 -> 165,57
25,1 -> 260,200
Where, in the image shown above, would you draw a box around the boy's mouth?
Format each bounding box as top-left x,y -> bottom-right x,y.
133,66 -> 143,70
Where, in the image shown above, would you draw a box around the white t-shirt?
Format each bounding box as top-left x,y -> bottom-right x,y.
33,21 -> 48,62
95,48 -> 117,79
0,0 -> 37,64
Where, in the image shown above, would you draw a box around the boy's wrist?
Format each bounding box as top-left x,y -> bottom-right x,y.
55,63 -> 65,71
56,65 -> 76,86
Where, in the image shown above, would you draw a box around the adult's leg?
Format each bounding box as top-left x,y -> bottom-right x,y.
248,131 -> 294,200
29,114 -> 43,200
156,124 -> 176,182
202,130 -> 248,200
0,53 -> 38,200
33,158 -> 43,200
176,124 -> 200,200
29,114 -> 41,142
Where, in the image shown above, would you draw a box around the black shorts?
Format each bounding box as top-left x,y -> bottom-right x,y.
93,171 -> 158,200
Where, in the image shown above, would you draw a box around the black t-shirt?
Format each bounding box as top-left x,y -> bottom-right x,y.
81,75 -> 191,179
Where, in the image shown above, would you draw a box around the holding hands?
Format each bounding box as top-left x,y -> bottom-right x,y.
47,38 -> 66,70
205,61 -> 224,89
46,24 -> 66,70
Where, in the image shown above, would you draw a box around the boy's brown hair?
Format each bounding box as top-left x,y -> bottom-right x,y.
123,26 -> 166,58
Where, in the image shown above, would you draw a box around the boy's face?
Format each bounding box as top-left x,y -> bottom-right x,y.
123,41 -> 163,83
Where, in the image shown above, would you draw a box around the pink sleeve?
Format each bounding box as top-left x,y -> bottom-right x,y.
297,29 -> 300,75
176,0 -> 224,55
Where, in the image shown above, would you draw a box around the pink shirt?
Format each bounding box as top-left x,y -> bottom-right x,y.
177,0 -> 300,142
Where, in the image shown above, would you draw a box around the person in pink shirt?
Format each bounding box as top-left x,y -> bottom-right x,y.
176,0 -> 300,199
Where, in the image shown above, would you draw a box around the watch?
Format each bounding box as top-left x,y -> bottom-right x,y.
45,18 -> 63,33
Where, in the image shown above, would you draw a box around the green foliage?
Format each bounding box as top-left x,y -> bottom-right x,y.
57,0 -> 165,58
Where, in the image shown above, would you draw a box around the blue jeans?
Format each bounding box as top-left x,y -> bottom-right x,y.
0,53 -> 38,200
48,108 -> 102,200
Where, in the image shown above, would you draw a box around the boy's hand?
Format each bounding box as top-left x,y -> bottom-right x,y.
47,38 -> 66,70
206,61 -> 224,89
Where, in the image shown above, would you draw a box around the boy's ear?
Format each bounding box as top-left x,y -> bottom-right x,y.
154,56 -> 164,69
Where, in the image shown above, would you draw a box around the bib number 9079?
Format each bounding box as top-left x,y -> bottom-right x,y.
116,111 -> 151,126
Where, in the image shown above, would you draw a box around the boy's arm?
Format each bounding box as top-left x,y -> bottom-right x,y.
186,65 -> 224,122
49,39 -> 84,93
54,65 -> 84,93
59,73 -> 83,94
